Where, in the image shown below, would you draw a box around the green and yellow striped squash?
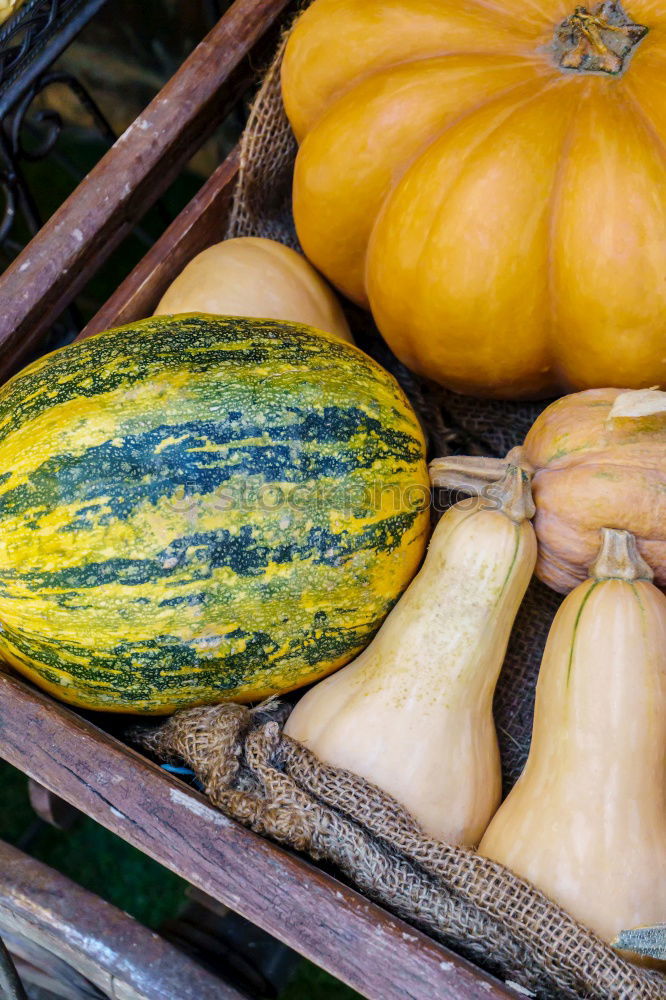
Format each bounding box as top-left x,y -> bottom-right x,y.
0,315 -> 429,713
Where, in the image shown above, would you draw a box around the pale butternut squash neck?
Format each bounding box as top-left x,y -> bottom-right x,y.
591,527 -> 653,581
553,2 -> 648,75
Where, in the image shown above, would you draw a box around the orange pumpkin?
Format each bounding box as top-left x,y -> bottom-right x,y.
282,0 -> 666,399
430,387 -> 666,593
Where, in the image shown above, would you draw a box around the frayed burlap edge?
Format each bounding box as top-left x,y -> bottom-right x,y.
135,702 -> 665,1000
226,32 -> 299,250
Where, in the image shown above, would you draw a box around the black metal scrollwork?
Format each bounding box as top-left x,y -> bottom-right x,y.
0,68 -> 115,247
0,0 -> 68,90
0,0 -> 113,251
0,0 -> 100,92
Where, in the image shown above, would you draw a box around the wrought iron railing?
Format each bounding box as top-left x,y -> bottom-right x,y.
0,0 -> 112,337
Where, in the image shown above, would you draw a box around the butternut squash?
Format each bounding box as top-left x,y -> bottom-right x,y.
285,466 -> 537,846
479,529 -> 666,961
154,237 -> 353,343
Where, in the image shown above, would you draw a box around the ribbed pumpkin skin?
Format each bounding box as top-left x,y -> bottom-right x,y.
283,0 -> 666,399
0,315 -> 429,713
522,388 -> 666,592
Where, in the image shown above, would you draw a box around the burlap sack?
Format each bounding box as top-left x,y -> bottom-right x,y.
191,19 -> 666,1000
136,702 -> 665,1000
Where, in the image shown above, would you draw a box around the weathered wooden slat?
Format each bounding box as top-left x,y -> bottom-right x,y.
0,838 -> 245,1000
6,943 -> 95,1000
0,0 -> 292,381
0,671 -> 519,1000
78,147 -> 240,339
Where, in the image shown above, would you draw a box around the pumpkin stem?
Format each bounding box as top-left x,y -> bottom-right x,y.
553,2 -> 648,75
606,387 -> 666,425
591,528 -> 653,582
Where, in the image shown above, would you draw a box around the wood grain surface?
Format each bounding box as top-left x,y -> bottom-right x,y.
78,147 -> 240,339
0,838 -> 246,999
0,0 -> 293,380
0,670 -> 519,1000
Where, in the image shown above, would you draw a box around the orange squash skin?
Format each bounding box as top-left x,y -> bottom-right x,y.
521,388 -> 666,592
283,0 -> 666,399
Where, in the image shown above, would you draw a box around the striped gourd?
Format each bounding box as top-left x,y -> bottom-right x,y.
0,315 -> 429,713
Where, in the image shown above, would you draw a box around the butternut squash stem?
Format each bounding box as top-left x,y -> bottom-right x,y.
429,455 -> 510,490
429,447 -> 532,490
553,2 -> 648,75
491,466 -> 536,524
591,528 -> 653,582
429,458 -> 535,525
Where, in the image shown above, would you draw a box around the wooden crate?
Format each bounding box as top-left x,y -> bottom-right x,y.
0,2 -> 521,997
0,838 -> 245,1000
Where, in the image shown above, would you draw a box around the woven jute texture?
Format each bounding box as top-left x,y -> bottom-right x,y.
212,21 -> 666,1000
137,702 -> 665,1000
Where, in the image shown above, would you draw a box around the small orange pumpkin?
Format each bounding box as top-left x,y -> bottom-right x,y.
283,0 -> 666,399
430,387 -> 666,593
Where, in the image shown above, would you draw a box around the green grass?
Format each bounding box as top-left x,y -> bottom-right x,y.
281,964 -> 360,1000
0,759 -> 361,998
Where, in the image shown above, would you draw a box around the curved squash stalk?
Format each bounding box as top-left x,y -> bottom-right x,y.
479,529 -> 666,964
285,466 -> 537,846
